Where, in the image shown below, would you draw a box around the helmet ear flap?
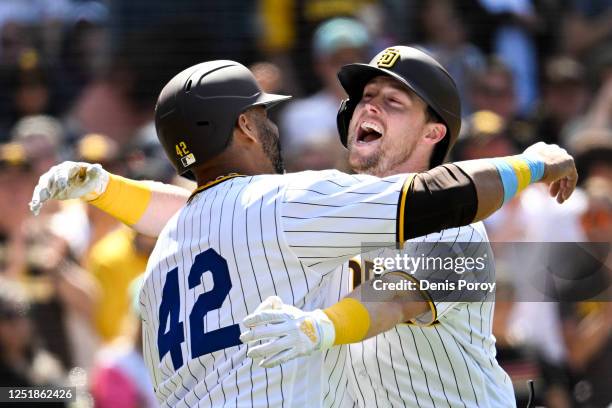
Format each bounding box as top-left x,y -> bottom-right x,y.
336,98 -> 356,147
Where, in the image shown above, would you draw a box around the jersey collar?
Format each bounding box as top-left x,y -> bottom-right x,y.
188,173 -> 245,201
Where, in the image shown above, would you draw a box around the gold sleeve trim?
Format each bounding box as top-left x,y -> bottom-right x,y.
348,256 -> 362,291
397,174 -> 416,245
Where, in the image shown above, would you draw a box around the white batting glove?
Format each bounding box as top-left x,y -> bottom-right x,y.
240,296 -> 335,368
29,161 -> 110,215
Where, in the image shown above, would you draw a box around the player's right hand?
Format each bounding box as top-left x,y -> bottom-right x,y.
29,161 -> 110,215
523,142 -> 578,204
240,296 -> 336,368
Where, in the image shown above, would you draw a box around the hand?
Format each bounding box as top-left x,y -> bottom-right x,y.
523,142 -> 578,204
240,296 -> 335,368
29,161 -> 110,215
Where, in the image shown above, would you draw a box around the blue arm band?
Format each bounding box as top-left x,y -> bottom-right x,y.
490,158 -> 518,204
521,155 -> 545,182
489,155 -> 546,204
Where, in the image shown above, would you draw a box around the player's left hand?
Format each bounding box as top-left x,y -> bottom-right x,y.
522,142 -> 578,204
29,161 -> 109,215
240,296 -> 335,368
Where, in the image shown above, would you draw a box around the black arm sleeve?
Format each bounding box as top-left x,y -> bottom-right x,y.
396,164 -> 478,243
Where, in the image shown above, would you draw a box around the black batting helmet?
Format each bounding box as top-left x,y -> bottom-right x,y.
336,46 -> 461,167
155,60 -> 291,178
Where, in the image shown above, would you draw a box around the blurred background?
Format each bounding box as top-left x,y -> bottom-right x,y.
0,0 -> 610,407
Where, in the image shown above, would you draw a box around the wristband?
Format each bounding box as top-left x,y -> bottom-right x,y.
521,154 -> 545,182
490,158 -> 518,204
323,297 -> 370,345
490,154 -> 545,204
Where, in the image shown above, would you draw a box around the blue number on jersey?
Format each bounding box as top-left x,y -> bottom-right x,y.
157,267 -> 185,370
157,249 -> 241,371
189,249 -> 241,358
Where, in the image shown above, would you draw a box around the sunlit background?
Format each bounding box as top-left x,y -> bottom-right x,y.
0,1 -> 610,407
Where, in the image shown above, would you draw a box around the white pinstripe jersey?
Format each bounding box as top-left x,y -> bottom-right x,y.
138,170 -> 412,407
326,223 -> 516,408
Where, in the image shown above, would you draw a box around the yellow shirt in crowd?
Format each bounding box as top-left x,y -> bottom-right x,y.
87,226 -> 148,342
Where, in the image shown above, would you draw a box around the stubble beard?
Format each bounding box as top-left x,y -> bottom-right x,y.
349,147 -> 382,176
258,119 -> 285,174
348,141 -> 411,178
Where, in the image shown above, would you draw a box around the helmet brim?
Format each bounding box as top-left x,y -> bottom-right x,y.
254,92 -> 292,109
338,63 -> 431,108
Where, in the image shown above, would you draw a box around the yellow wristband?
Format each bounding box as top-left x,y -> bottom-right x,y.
323,297 -> 370,345
88,174 -> 152,225
506,157 -> 532,193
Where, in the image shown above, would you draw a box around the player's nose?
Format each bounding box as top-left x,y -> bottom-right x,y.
363,99 -> 382,115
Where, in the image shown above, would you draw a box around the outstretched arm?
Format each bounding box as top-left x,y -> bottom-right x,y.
29,162 -> 190,237
241,142 -> 578,368
396,142 -> 577,242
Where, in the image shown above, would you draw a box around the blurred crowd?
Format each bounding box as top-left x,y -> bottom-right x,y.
0,1 -> 610,407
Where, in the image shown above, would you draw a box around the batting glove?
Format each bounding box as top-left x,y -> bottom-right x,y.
29,161 -> 110,215
240,296 -> 335,368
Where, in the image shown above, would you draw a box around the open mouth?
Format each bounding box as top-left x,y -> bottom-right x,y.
356,121 -> 383,144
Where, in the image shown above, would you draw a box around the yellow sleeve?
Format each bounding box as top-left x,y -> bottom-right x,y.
88,174 -> 152,226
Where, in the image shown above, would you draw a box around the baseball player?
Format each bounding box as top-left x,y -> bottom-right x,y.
237,46 -> 561,408
29,58 -> 577,407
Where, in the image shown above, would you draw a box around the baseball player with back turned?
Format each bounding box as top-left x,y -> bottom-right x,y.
29,57 -> 577,407
240,46 -> 520,408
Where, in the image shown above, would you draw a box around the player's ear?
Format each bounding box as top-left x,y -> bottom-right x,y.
235,111 -> 259,144
421,122 -> 446,146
